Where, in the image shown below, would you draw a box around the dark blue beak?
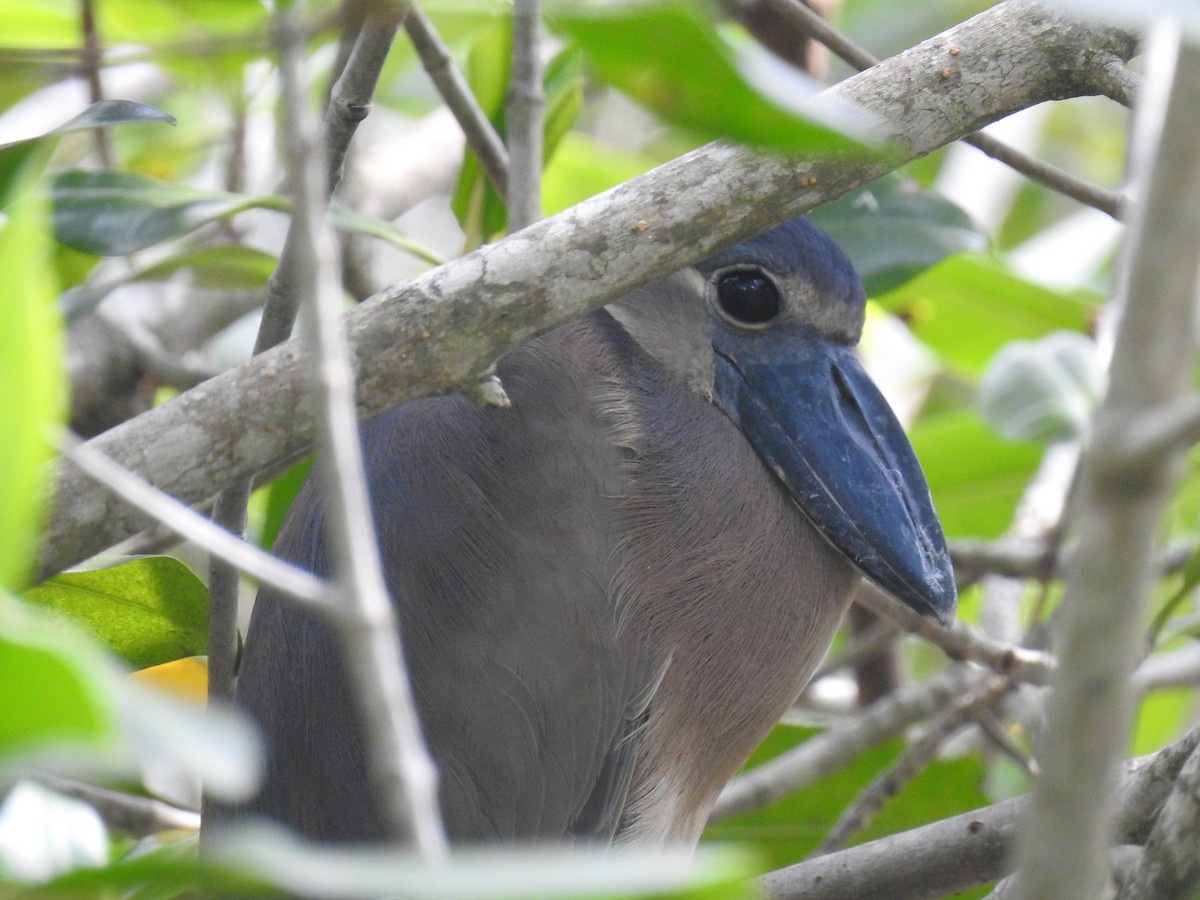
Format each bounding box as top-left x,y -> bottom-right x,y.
713,329 -> 956,624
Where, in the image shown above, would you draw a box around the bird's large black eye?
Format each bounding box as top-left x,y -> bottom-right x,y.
716,269 -> 781,326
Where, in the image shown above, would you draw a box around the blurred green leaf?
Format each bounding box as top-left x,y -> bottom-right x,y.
542,132 -> 662,215
0,101 -> 175,210
97,0 -> 269,43
51,171 -> 427,260
255,458 -> 314,552
979,331 -> 1104,444
209,824 -> 755,899
0,0 -> 79,48
875,254 -> 1097,378
0,162 -> 63,590
0,593 -> 116,758
550,0 -> 869,154
911,409 -> 1044,539
1131,687 -> 1198,758
451,37 -> 585,243
51,169 -> 265,255
808,175 -> 989,295
452,17 -> 511,244
24,557 -> 207,669
11,832 -> 280,899
118,683 -> 263,803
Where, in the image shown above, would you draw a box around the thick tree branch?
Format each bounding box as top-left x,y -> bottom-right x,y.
38,1 -> 1137,579
1119,742 -> 1200,898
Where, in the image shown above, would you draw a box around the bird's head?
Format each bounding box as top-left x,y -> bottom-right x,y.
607,218 -> 956,624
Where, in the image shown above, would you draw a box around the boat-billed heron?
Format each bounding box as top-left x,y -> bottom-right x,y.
232,217 -> 955,846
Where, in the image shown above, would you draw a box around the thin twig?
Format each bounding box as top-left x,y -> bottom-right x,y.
1012,26 -> 1200,900
777,0 -> 1128,218
505,0 -> 543,230
404,4 -> 509,198
1131,645 -> 1200,697
951,537 -> 1060,585
712,665 -> 987,821
35,774 -> 200,837
274,4 -> 447,856
976,710 -> 1039,779
951,536 -> 1196,588
78,0 -> 112,167
59,431 -> 328,607
58,432 -> 326,607
964,131 -> 1123,218
203,0 -> 417,845
855,584 -> 1055,685
814,675 -> 1012,856
323,2 -> 407,194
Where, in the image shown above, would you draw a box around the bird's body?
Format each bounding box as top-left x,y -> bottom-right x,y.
232,219 -> 954,846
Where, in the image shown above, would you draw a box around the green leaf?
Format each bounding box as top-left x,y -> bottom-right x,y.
51,170 -> 436,262
910,409 -> 1044,539
451,37 -> 585,243
23,557 -> 208,669
978,331 -> 1104,444
0,101 -> 175,209
96,0 -> 269,43
0,163 -> 63,590
451,17 -> 511,244
254,458 -> 314,553
43,99 -> 176,134
0,0 -> 79,49
550,0 -> 870,154
1131,687 -> 1198,758
0,592 -> 116,759
51,169 -> 266,256
875,254 -> 1097,378
15,833 -> 279,899
209,824 -> 754,899
808,174 -> 989,295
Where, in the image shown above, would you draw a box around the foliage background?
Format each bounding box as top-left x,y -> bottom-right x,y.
0,0 -> 1190,897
